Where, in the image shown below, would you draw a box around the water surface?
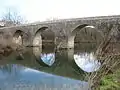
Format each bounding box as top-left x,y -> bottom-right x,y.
0,43 -> 108,90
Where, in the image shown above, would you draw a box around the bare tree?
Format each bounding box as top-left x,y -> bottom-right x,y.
1,9 -> 27,27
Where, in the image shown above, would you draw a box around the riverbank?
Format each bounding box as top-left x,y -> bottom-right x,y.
100,68 -> 120,90
0,44 -> 24,58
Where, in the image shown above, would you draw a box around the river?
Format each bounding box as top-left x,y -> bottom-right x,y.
0,43 -> 119,90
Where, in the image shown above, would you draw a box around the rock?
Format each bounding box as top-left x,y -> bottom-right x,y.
0,45 -> 13,57
3,46 -> 13,56
0,49 -> 4,54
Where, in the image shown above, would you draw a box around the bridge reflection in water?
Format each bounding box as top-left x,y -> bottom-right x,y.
41,53 -> 55,66
74,53 -> 101,72
0,43 -> 103,90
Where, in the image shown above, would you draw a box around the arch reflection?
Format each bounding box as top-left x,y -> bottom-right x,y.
41,53 -> 55,66
74,53 -> 101,72
33,47 -> 42,60
33,47 -> 55,67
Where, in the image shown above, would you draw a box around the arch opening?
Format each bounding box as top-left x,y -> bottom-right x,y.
33,27 -> 46,47
68,24 -> 103,49
41,29 -> 55,49
33,27 -> 55,49
13,30 -> 24,46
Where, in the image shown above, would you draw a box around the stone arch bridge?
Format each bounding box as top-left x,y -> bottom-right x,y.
0,15 -> 120,49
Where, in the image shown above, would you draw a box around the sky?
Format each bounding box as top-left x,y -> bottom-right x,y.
0,0 -> 120,23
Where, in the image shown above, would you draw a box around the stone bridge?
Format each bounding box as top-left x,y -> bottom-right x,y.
0,15 -> 120,49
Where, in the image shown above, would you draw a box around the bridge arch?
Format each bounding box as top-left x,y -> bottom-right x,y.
33,27 -> 55,48
33,27 -> 47,47
68,24 -> 103,49
12,30 -> 25,46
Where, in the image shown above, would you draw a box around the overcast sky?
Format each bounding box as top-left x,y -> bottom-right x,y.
0,0 -> 120,23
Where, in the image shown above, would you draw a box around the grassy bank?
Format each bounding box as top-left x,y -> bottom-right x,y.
100,69 -> 120,90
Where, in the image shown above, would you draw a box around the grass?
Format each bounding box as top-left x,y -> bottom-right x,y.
100,70 -> 120,90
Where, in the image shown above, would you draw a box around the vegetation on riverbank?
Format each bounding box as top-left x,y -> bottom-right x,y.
100,69 -> 120,90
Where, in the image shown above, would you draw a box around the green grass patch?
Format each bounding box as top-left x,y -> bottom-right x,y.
100,70 -> 120,90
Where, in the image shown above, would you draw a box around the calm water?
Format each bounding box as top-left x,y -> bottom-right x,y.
0,43 -> 109,90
